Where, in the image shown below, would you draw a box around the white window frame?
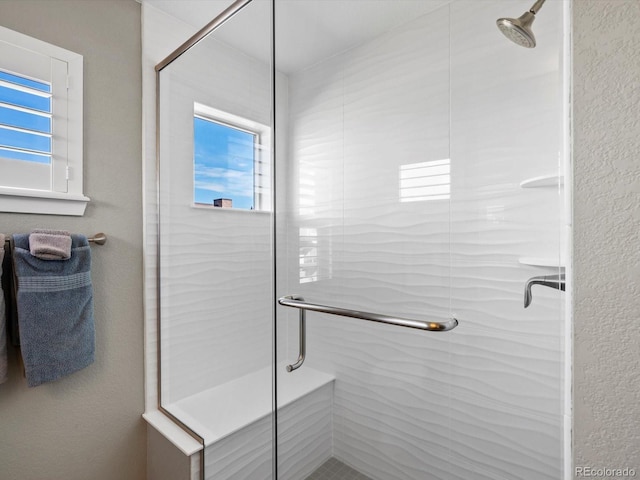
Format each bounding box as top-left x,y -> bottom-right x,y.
0,26 -> 88,216
192,102 -> 271,212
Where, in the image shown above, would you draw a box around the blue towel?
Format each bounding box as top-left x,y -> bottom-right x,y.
12,234 -> 94,387
0,234 -> 7,384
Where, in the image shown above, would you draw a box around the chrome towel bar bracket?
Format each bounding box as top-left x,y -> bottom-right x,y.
278,295 -> 458,373
284,295 -> 306,372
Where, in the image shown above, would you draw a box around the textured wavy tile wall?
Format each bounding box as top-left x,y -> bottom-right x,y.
205,384 -> 332,480
283,1 -> 566,479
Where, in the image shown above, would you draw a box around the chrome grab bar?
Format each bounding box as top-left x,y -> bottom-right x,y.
279,295 -> 458,371
279,295 -> 458,332
279,295 -> 457,373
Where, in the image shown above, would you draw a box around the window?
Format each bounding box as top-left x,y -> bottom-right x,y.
193,103 -> 270,211
0,26 -> 87,215
0,70 -> 52,190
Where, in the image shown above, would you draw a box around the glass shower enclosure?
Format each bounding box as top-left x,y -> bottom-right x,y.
155,0 -> 570,479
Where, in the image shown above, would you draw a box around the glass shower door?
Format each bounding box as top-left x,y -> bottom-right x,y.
274,1 -> 568,479
156,1 -> 276,478
274,1 -> 456,478
155,0 -> 568,478
448,1 -> 568,478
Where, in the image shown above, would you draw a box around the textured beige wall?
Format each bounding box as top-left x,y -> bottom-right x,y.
147,425 -> 191,480
573,0 -> 640,476
0,1 -> 145,479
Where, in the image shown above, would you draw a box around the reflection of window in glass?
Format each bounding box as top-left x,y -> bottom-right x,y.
298,166 -> 316,216
193,103 -> 270,211
399,159 -> 450,202
299,225 -> 333,284
299,227 -> 318,283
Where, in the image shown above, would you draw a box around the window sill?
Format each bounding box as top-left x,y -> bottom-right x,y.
190,203 -> 271,214
0,187 -> 90,216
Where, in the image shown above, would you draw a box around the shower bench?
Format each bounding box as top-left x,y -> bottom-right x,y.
150,366 -> 335,480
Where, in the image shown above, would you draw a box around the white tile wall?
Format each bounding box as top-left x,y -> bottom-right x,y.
204,382 -> 333,480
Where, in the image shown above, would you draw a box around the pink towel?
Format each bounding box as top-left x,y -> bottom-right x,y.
29,229 -> 72,260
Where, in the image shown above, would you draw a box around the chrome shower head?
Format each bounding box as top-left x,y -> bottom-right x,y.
497,12 -> 536,48
497,0 -> 546,48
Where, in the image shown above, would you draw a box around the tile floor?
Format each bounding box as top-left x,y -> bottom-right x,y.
305,457 -> 372,480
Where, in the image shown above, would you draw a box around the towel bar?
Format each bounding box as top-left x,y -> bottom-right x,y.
278,295 -> 458,373
279,295 -> 458,332
3,232 -> 107,246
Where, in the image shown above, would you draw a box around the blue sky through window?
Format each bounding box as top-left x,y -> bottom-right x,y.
194,116 -> 256,209
0,85 -> 50,112
0,69 -> 52,165
0,105 -> 50,132
0,71 -> 51,92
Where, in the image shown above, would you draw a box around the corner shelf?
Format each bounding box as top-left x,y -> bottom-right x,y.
519,174 -> 564,189
519,257 -> 565,268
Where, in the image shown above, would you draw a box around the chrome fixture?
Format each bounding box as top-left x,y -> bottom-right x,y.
285,295 -> 306,372
524,273 -> 565,308
279,295 -> 457,372
497,0 -> 546,48
279,296 -> 458,332
2,232 -> 107,246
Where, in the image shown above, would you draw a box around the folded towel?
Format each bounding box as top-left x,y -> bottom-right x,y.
0,234 -> 7,384
13,234 -> 94,387
29,229 -> 72,260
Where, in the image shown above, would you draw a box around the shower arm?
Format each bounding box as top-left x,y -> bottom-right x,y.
530,0 -> 546,14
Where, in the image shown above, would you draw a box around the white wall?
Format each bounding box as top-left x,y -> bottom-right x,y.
573,0 -> 640,476
282,1 -> 567,479
0,1 -> 145,479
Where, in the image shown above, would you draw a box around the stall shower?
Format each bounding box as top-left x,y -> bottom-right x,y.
152,0 -> 570,478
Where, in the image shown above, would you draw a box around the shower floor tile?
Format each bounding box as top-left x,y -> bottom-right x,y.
305,457 -> 373,480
